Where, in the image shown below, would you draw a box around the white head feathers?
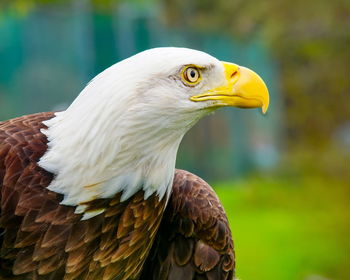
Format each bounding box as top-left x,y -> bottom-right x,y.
39,47 -> 226,215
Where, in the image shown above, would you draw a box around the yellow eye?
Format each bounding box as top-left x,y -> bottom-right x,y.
183,67 -> 201,85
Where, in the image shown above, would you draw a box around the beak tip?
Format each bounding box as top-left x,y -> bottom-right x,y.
262,104 -> 269,114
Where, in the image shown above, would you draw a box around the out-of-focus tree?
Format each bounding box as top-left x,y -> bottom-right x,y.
162,0 -> 350,150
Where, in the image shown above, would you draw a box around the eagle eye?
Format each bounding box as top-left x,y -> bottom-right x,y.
182,66 -> 201,85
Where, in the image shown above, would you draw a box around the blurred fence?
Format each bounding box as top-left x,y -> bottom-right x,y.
0,0 -> 282,181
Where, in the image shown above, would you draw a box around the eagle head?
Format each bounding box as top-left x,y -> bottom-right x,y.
39,47 -> 269,210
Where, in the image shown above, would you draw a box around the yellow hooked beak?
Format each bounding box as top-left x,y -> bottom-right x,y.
190,62 -> 269,113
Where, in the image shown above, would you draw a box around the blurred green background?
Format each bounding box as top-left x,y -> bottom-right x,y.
0,0 -> 349,279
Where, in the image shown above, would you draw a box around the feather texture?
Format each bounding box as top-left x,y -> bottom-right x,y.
140,170 -> 235,280
0,113 -> 235,279
0,113 -> 167,279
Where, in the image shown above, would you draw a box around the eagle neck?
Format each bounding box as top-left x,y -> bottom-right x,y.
38,109 -> 186,210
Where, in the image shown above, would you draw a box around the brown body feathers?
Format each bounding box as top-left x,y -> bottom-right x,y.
0,113 -> 235,279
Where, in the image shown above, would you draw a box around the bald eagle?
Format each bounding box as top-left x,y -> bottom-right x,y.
0,48 -> 269,280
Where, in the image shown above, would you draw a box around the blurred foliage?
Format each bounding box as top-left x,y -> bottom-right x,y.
216,171 -> 350,280
0,0 -> 154,14
0,0 -> 107,15
162,0 -> 350,149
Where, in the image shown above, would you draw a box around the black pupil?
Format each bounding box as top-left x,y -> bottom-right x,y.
190,69 -> 196,79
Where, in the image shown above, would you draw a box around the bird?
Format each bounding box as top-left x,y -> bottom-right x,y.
0,47 -> 269,280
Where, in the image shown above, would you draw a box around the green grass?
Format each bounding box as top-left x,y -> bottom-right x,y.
214,174 -> 350,280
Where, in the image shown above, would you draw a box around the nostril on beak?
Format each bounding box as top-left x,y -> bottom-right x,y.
231,71 -> 238,79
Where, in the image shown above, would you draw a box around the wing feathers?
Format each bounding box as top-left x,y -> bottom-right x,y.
194,240 -> 220,271
141,169 -> 235,280
13,247 -> 36,274
173,235 -> 194,266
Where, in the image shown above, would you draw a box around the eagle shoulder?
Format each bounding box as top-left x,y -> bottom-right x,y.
141,169 -> 235,280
